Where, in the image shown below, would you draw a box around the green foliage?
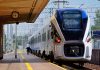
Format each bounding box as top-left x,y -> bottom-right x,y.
92,26 -> 100,30
95,10 -> 100,25
92,10 -> 100,30
13,35 -> 28,45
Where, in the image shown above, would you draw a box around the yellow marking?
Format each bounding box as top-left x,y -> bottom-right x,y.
49,62 -> 67,70
20,53 -> 33,70
19,50 -> 66,70
25,63 -> 33,70
19,64 -> 22,70
18,50 -> 25,53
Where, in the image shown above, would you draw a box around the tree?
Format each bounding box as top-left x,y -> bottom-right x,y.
92,10 -> 100,30
95,10 -> 100,25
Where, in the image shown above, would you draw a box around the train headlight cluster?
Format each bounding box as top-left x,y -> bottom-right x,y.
64,44 -> 84,57
70,46 -> 79,54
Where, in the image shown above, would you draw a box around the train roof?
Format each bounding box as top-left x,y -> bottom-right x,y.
56,8 -> 88,19
56,8 -> 85,12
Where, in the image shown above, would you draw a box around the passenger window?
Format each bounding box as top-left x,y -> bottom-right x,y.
51,31 -> 53,39
42,33 -> 46,41
48,30 -> 50,40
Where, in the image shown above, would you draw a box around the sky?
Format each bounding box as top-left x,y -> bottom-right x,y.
4,0 -> 100,36
68,0 -> 100,7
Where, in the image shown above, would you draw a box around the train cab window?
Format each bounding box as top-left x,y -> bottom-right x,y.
62,11 -> 81,30
51,22 -> 61,42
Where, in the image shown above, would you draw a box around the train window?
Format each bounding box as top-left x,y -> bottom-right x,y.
31,37 -> 34,44
51,31 -> 53,39
38,35 -> 41,42
34,38 -> 36,44
35,37 -> 36,43
62,13 -> 81,29
51,23 -> 55,39
33,38 -> 34,44
38,36 -> 39,42
44,33 -> 46,41
63,18 -> 81,29
35,37 -> 37,43
42,33 -> 44,41
40,35 -> 41,42
48,30 -> 50,40
42,33 -> 46,41
36,37 -> 37,43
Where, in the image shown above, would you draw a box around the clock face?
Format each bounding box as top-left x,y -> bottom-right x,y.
11,11 -> 19,19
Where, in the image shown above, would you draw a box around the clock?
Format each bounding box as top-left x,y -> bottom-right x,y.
11,11 -> 19,19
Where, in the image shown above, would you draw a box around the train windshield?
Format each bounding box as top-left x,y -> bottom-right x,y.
63,14 -> 81,29
59,10 -> 84,40
62,11 -> 81,30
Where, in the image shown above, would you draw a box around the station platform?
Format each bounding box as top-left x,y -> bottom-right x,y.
0,50 -> 66,70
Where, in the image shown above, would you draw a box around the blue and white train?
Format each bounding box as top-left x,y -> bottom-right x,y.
28,8 -> 93,65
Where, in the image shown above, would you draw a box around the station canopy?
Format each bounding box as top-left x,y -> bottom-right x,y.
0,0 -> 49,24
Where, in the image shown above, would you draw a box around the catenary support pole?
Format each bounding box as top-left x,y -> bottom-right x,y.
0,24 -> 3,59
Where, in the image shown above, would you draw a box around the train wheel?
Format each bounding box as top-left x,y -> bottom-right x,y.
50,52 -> 54,62
0,56 -> 3,60
44,55 -> 48,60
79,63 -> 84,67
37,50 -> 40,57
41,51 -> 45,58
38,53 -> 41,57
57,60 -> 62,66
41,54 -> 43,58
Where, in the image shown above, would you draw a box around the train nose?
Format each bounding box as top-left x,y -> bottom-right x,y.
64,41 -> 84,57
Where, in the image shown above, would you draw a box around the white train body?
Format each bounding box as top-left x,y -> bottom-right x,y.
28,8 -> 93,62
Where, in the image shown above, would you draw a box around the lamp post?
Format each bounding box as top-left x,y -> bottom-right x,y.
15,22 -> 19,59
79,4 -> 84,8
53,0 -> 69,9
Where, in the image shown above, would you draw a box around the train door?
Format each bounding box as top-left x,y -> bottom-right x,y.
51,23 -> 62,57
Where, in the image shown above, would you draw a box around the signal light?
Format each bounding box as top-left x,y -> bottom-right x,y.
86,38 -> 91,42
55,37 -> 61,43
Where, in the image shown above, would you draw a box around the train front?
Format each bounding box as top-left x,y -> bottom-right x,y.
54,8 -> 93,62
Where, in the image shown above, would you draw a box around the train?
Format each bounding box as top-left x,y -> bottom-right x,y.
28,8 -> 93,65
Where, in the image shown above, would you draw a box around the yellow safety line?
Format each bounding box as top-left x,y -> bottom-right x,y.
19,63 -> 22,70
49,62 -> 67,70
19,50 -> 66,70
25,63 -> 33,70
20,52 -> 33,70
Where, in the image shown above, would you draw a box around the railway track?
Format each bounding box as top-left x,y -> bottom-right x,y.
31,51 -> 100,70
40,57 -> 100,70
56,62 -> 100,70
53,61 -> 91,70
